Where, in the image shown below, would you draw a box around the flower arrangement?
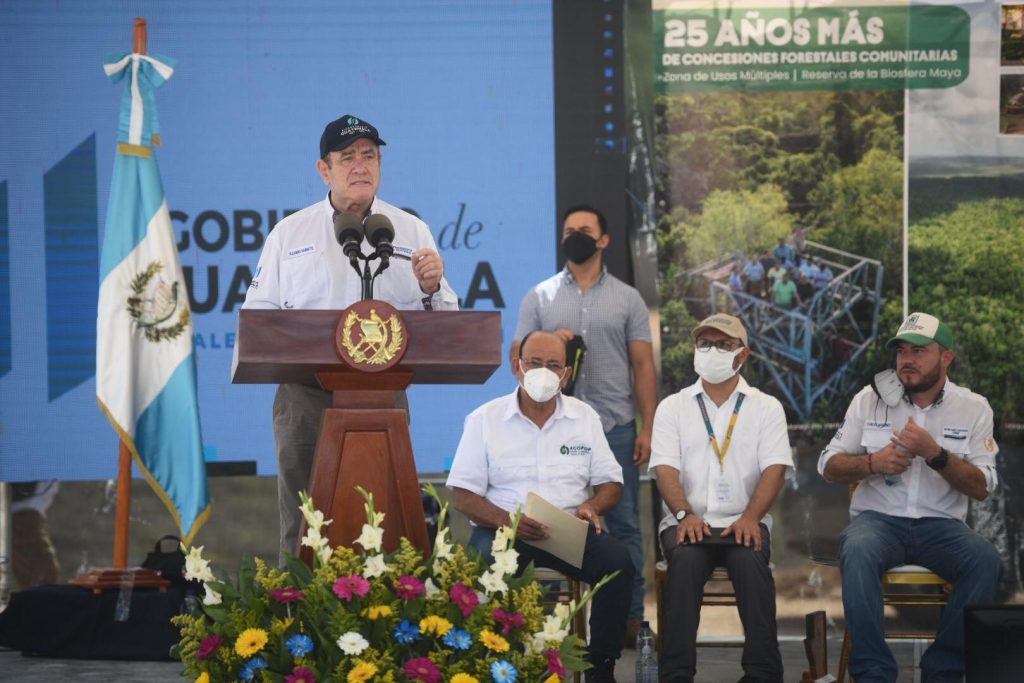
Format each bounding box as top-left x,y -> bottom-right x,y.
174,485 -> 612,683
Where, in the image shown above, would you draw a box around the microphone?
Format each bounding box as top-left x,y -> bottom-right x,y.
333,212 -> 365,262
364,214 -> 395,263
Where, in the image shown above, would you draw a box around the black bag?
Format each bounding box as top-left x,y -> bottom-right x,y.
563,335 -> 586,396
141,534 -> 189,587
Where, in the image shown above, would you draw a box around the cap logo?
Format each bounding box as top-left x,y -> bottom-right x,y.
347,116 -> 359,125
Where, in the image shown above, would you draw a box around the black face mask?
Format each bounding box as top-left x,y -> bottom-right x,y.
562,231 -> 599,264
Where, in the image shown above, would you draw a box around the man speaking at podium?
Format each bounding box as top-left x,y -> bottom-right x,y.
242,114 -> 458,557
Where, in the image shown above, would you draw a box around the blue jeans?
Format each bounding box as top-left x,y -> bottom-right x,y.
838,511 -> 1002,683
602,421 -> 645,620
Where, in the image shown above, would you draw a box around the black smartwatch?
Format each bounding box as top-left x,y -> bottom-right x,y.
927,447 -> 950,471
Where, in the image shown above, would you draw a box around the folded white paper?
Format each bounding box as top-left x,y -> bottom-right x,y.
522,491 -> 589,569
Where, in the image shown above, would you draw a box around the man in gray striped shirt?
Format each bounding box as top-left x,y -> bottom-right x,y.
512,204 -> 658,645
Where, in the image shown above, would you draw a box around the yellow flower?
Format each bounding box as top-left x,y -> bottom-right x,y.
542,675 -> 560,683
234,628 -> 269,657
196,674 -> 210,683
451,674 -> 479,683
348,661 -> 378,682
419,614 -> 453,636
479,629 -> 510,652
272,616 -> 295,636
362,604 -> 393,620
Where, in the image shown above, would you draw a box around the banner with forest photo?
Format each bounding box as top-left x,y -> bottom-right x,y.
647,0 -> 1024,591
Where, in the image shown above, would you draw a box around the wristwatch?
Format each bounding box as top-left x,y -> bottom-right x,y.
927,447 -> 950,471
675,509 -> 689,521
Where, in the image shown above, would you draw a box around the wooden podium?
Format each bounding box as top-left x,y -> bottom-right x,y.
232,303 -> 500,560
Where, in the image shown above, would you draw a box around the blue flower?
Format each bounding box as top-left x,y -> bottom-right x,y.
286,633 -> 314,657
490,659 -> 518,683
441,628 -> 472,650
393,619 -> 422,644
240,656 -> 269,681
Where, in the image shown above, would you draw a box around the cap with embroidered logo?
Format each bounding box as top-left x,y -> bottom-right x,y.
319,115 -> 386,158
886,312 -> 956,350
691,314 -> 748,347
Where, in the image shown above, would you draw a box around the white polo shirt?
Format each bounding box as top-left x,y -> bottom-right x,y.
818,380 -> 998,521
649,376 -> 794,535
242,194 -> 458,311
446,390 -> 624,516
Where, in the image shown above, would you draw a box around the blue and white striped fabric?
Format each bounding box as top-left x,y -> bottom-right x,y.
96,51 -> 210,544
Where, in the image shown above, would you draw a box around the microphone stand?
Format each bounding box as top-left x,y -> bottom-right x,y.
346,249 -> 389,300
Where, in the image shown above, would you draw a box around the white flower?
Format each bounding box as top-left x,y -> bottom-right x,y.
527,633 -> 549,655
316,544 -> 333,566
182,545 -> 214,583
202,584 -> 222,605
337,631 -> 369,655
539,614 -> 569,642
475,589 -> 490,606
553,601 -> 573,625
492,526 -> 514,555
302,507 -> 332,531
424,578 -> 445,601
355,523 -> 384,553
491,548 -> 519,576
434,529 -> 453,560
362,553 -> 390,579
478,569 -> 508,596
301,525 -> 325,549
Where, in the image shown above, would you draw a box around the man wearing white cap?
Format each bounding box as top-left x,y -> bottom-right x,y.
651,314 -> 792,683
819,312 -> 1001,683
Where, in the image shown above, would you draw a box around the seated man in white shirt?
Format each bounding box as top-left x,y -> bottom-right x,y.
650,314 -> 793,683
447,331 -> 634,683
819,312 -> 1001,683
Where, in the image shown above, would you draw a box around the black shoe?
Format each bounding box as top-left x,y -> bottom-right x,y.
584,657 -> 618,683
737,676 -> 783,683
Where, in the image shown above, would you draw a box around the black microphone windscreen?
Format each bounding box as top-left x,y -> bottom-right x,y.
333,212 -> 365,247
364,214 -> 395,248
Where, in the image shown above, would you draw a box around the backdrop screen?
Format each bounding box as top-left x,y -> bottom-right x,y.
0,0 -> 555,480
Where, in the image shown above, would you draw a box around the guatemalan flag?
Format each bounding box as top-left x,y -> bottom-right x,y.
96,50 -> 210,544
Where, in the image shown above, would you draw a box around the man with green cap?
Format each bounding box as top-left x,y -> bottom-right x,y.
818,312 -> 1002,683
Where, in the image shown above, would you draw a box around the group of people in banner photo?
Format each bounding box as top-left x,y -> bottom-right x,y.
235,114 -> 1003,683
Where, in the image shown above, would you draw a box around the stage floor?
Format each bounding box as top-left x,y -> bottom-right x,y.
0,638 -> 925,682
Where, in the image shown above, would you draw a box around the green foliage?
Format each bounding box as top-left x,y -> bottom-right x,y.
904,198 -> 1024,423
667,185 -> 793,267
812,148 -> 904,291
657,299 -> 700,396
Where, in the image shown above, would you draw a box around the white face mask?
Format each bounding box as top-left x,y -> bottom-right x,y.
519,366 -> 563,403
693,347 -> 742,384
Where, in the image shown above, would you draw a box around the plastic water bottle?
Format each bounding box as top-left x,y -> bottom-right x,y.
635,620 -> 658,683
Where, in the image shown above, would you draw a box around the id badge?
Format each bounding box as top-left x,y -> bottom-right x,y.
714,477 -> 733,503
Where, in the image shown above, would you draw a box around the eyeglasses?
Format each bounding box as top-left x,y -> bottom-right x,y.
519,358 -> 566,373
695,339 -> 742,352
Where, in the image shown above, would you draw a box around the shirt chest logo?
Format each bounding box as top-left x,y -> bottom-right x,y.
287,244 -> 317,258
559,443 -> 591,457
942,427 -> 969,441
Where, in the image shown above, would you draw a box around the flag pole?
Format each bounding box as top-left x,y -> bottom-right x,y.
110,17 -> 147,572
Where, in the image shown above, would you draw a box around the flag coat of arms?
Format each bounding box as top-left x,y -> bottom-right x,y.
96,50 -> 210,544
